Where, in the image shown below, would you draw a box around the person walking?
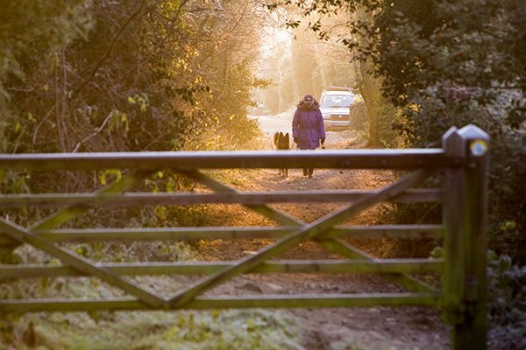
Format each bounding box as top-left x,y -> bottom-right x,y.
292,94 -> 326,178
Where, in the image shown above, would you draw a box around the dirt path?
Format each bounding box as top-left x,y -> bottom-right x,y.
197,131 -> 451,349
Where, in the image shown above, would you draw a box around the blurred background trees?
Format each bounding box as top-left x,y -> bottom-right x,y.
0,0 -> 264,156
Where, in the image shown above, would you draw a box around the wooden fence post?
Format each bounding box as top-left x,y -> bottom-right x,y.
442,127 -> 466,328
444,125 -> 489,349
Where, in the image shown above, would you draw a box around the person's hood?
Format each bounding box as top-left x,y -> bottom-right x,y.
297,99 -> 320,111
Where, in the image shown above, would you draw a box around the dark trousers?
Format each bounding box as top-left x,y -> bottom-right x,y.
299,148 -> 315,177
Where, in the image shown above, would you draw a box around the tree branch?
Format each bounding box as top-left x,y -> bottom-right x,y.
70,1 -> 148,100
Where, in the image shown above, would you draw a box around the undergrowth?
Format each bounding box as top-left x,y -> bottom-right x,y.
0,309 -> 300,350
487,253 -> 526,349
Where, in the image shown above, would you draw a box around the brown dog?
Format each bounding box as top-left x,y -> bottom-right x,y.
273,131 -> 290,177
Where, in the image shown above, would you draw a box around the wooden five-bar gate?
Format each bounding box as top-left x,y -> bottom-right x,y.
0,125 -> 489,349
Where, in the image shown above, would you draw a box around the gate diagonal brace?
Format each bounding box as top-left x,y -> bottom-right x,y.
176,169 -> 300,226
29,170 -> 154,231
176,169 -> 436,297
167,169 -> 435,309
0,218 -> 166,309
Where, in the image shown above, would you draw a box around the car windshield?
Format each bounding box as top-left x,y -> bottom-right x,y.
320,94 -> 355,108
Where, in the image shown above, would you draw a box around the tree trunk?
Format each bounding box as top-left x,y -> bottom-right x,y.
356,59 -> 384,147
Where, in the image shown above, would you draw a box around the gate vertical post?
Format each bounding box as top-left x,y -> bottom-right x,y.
444,125 -> 489,349
442,127 -> 466,336
456,125 -> 489,350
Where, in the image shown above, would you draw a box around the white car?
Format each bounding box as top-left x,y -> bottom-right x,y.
319,88 -> 358,131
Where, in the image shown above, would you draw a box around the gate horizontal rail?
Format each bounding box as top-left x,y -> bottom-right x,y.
0,189 -> 441,208
0,293 -> 441,313
0,125 -> 490,349
0,149 -> 463,170
0,258 -> 443,278
0,224 -> 443,245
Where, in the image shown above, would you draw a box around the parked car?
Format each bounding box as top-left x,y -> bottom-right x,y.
319,88 -> 358,131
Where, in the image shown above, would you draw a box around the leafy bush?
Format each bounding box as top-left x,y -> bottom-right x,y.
487,131 -> 526,264
487,253 -> 526,349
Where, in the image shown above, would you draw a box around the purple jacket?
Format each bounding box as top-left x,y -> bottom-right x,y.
292,100 -> 326,149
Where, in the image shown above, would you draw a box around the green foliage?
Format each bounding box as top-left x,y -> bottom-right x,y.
1,0 -> 264,156
375,1 -> 526,264
0,0 -> 93,153
0,0 -> 93,108
487,252 -> 526,349
486,132 -> 526,263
